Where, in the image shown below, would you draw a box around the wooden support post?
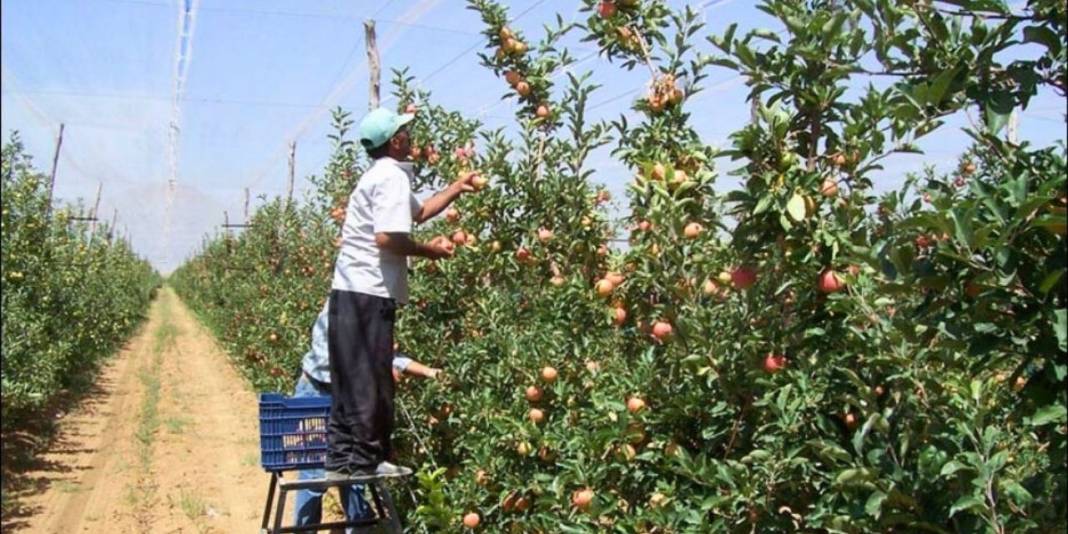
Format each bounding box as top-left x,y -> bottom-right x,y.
109,208 -> 117,243
224,210 -> 229,233
286,142 -> 296,207
244,187 -> 250,223
46,123 -> 65,216
90,181 -> 103,236
365,20 -> 381,110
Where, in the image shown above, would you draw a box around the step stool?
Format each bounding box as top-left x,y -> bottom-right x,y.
257,393 -> 411,533
259,469 -> 410,533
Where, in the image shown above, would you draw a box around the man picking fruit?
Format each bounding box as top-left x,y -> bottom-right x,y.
326,107 -> 477,479
293,301 -> 441,528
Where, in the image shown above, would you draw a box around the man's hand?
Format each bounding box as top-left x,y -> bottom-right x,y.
424,236 -> 455,260
376,233 -> 454,260
414,172 -> 485,223
426,367 -> 443,379
452,171 -> 480,194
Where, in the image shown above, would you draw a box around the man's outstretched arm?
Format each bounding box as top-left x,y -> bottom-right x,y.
413,171 -> 479,224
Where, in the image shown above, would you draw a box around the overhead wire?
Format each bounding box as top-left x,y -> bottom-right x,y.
240,0 -> 545,195
1,88 -> 335,109
396,0 -> 550,104
242,0 -> 447,194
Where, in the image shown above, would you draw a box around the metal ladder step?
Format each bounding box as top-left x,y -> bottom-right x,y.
261,471 -> 408,533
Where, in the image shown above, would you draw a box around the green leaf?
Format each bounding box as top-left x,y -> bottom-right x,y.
865,490 -> 887,518
1023,26 -> 1062,56
983,91 -> 1014,135
949,495 -> 984,518
940,460 -> 969,477
1030,404 -> 1067,426
753,195 -> 774,215
852,413 -> 880,456
822,13 -> 847,39
1055,308 -> 1067,352
835,468 -> 872,485
1001,481 -> 1034,506
928,67 -> 960,106
787,192 -> 807,222
743,449 -> 771,463
950,208 -> 975,250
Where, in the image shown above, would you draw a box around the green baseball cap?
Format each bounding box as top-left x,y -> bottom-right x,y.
358,108 -> 415,150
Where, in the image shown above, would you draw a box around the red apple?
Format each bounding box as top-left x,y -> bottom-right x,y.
516,81 -> 531,97
651,321 -> 673,342
842,412 -> 859,430
529,408 -> 545,424
696,278 -> 712,296
516,247 -> 532,263
683,222 -> 703,239
731,266 -> 757,290
572,488 -> 594,510
817,268 -> 845,293
763,353 -> 787,373
463,512 -> 480,528
820,178 -> 839,198
541,366 -> 558,383
595,278 -> 615,298
598,1 -> 617,18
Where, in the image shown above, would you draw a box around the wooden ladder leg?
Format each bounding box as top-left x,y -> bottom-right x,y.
368,482 -> 401,534
379,484 -> 402,534
261,472 -> 278,532
272,483 -> 288,534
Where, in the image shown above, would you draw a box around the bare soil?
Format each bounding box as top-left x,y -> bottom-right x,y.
2,287 -> 273,533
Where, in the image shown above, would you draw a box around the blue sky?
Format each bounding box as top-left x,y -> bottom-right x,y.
2,0 -> 1064,273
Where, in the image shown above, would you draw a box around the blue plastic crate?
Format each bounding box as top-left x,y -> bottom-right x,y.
258,393 -> 331,472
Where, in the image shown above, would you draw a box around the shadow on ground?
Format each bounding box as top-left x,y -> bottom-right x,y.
1,375 -> 112,531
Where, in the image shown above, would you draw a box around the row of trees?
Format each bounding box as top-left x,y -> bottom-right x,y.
173,0 -> 1065,531
1,134 -> 160,429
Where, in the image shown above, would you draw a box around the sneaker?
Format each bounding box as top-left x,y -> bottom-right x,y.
373,462 -> 412,478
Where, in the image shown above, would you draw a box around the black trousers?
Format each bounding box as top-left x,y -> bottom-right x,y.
325,290 -> 397,471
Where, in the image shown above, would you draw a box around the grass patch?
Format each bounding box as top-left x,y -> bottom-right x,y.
177,490 -> 208,520
126,294 -> 174,521
135,365 -> 161,463
163,416 -> 191,435
54,479 -> 84,493
241,452 -> 259,467
123,487 -> 141,508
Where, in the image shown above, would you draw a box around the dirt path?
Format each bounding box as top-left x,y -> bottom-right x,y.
4,287 -> 270,533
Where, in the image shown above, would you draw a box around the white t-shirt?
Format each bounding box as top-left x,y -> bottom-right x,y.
331,157 -> 422,304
